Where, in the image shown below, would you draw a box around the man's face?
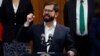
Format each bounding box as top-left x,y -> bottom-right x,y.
43,5 -> 57,22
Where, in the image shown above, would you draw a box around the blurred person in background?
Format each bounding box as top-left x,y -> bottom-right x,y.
89,0 -> 100,56
64,0 -> 96,56
0,0 -> 34,56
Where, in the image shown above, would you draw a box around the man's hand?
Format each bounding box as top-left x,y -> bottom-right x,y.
27,13 -> 35,23
24,13 -> 35,27
67,50 -> 75,56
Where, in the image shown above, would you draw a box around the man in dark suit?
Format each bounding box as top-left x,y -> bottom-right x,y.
89,1 -> 100,56
89,17 -> 100,56
64,0 -> 95,56
0,0 -> 33,56
18,2 -> 76,56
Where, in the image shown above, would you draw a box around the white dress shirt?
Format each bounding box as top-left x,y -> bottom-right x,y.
76,0 -> 88,36
44,19 -> 57,52
0,0 -> 3,7
13,2 -> 19,13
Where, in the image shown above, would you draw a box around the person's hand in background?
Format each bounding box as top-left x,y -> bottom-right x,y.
24,13 -> 35,27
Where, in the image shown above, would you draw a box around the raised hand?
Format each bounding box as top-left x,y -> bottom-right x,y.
24,13 -> 35,27
27,13 -> 35,23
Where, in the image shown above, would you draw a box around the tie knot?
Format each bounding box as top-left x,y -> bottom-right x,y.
80,0 -> 84,3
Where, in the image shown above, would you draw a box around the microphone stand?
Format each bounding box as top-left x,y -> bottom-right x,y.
38,34 -> 55,56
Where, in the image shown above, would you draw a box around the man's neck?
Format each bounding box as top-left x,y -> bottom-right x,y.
12,0 -> 20,6
46,21 -> 53,28
44,19 -> 57,28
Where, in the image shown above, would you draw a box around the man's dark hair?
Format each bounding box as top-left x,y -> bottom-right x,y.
44,2 -> 59,12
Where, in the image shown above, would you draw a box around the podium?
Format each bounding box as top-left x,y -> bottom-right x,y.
37,52 -> 55,56
22,52 -> 68,56
21,34 -> 69,56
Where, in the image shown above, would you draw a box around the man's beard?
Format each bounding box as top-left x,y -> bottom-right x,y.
43,14 -> 54,22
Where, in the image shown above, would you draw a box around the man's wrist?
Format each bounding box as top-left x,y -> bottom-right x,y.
24,21 -> 30,27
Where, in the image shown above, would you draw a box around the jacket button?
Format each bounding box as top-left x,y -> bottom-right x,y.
15,15 -> 16,17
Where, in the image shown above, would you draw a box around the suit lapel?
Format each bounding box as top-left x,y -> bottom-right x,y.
39,23 -> 46,51
15,0 -> 22,14
74,0 -> 77,32
53,24 -> 60,42
68,0 -> 77,32
38,23 -> 45,46
88,0 -> 91,24
8,0 -> 15,15
88,0 -> 95,25
49,24 -> 60,51
52,24 -> 58,41
10,0 -> 22,14
40,23 -> 45,36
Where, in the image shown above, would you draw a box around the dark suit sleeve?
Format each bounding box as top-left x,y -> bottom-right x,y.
89,18 -> 100,50
27,0 -> 34,14
65,27 -> 77,54
17,25 -> 33,42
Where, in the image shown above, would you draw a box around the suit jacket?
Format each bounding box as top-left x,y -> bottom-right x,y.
66,0 -> 95,38
63,1 -> 69,26
0,0 -> 33,42
89,17 -> 100,56
17,23 -> 76,53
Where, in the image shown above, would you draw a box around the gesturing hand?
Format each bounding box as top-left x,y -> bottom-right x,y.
24,13 -> 35,27
27,13 -> 35,23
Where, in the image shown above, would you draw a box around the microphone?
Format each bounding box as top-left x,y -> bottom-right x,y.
41,34 -> 53,46
47,34 -> 53,45
41,34 -> 45,45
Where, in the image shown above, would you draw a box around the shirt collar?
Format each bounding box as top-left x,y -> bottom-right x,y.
44,19 -> 57,29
